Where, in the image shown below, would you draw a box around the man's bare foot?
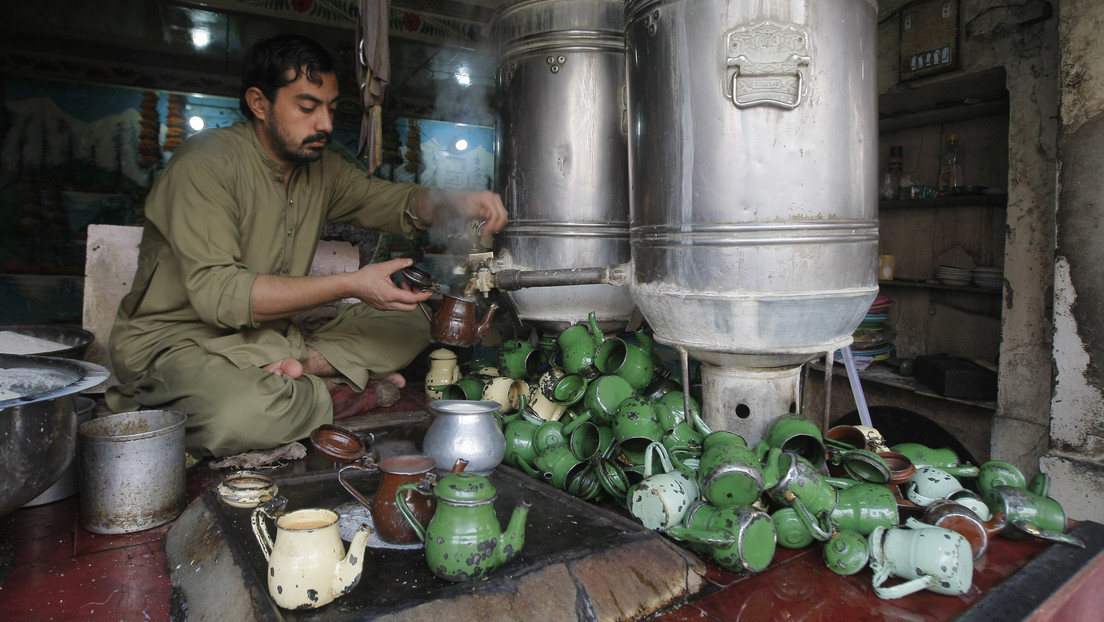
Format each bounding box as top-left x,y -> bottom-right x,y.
262,357 -> 304,378
375,371 -> 407,389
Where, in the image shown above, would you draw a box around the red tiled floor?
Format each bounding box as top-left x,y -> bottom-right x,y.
1,540 -> 171,621
0,496 -> 175,622
0,450 -> 221,621
0,386 -> 1097,622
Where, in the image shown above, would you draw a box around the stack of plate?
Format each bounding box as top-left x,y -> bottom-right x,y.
935,265 -> 973,287
851,295 -> 896,360
972,266 -> 1003,291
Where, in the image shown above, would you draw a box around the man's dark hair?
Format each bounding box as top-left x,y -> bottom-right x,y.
239,33 -> 336,119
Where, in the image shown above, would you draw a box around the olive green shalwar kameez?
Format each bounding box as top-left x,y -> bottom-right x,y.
106,121 -> 430,457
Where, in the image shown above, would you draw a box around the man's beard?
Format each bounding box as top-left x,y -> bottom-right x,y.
266,117 -> 330,164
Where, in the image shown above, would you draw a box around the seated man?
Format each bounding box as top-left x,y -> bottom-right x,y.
106,33 -> 507,458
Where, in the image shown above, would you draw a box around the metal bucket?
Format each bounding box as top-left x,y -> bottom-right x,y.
78,409 -> 187,534
624,0 -> 879,440
493,0 -> 636,332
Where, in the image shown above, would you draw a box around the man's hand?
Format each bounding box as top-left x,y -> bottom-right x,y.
251,257 -> 431,322
346,257 -> 433,312
414,189 -> 508,235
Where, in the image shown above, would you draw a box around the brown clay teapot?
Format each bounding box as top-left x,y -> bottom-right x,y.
420,294 -> 498,347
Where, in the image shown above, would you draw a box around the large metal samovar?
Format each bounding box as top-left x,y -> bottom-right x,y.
492,0 -> 636,332
623,0 -> 880,442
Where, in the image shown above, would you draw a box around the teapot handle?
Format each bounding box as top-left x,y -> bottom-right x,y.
417,301 -> 434,324
945,464 -> 981,478
250,496 -> 288,562
561,412 -> 592,437
784,491 -> 834,542
665,525 -> 735,548
587,311 -> 605,346
395,482 -> 430,543
338,464 -> 376,511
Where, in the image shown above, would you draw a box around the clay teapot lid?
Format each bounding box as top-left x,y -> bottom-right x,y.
399,266 -> 438,291
310,423 -> 367,463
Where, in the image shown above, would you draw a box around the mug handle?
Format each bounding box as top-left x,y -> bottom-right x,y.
643,441 -> 674,478
873,572 -> 937,600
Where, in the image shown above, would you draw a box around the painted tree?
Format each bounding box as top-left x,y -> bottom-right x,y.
137,90 -> 162,169
403,118 -> 423,184
163,94 -> 187,153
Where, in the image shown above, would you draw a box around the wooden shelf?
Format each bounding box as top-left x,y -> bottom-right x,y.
878,279 -> 1002,295
879,194 -> 1006,209
879,68 -> 1009,132
811,360 -> 997,411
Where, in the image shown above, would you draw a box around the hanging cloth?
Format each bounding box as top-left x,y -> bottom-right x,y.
356,0 -> 391,172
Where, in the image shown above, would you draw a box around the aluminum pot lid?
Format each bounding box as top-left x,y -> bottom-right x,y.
0,354 -> 109,409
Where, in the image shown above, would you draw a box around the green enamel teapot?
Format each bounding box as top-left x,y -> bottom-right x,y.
397,471 -> 530,582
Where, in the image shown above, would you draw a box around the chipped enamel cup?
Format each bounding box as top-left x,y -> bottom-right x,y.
868,524 -> 973,599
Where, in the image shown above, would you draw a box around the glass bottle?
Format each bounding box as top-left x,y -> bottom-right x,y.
938,134 -> 963,195
880,146 -> 903,200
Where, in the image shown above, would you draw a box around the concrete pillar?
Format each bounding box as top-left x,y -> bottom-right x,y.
1044,0 -> 1104,521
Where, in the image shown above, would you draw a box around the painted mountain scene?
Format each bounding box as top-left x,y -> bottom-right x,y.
0,76 -> 242,322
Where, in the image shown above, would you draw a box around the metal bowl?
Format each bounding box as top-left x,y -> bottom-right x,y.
0,324 -> 95,359
0,354 -> 109,517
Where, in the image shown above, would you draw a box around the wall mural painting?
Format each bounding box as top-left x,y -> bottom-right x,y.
0,75 -> 243,323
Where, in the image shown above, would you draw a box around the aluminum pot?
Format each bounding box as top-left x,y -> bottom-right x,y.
78,409 -> 187,534
422,400 -> 505,476
0,354 -> 109,517
0,324 -> 95,359
493,0 -> 636,332
23,395 -> 96,507
624,0 -> 880,441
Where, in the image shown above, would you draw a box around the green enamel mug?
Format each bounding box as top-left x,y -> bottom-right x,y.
698,431 -> 762,507
497,339 -> 540,380
666,504 -> 777,575
762,413 -> 826,470
595,332 -> 655,392
983,486 -> 1084,547
868,524 -> 974,599
892,443 -> 979,478
612,395 -> 666,464
582,374 -> 634,426
976,460 -> 1027,495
